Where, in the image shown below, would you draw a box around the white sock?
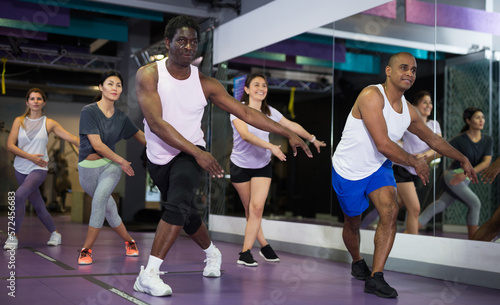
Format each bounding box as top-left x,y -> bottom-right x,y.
203,242 -> 217,254
145,255 -> 163,271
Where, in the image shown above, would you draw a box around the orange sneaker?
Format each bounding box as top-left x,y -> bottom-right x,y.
78,248 -> 92,265
125,240 -> 139,257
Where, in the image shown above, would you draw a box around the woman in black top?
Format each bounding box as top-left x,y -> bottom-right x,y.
77,71 -> 146,264
418,107 -> 492,239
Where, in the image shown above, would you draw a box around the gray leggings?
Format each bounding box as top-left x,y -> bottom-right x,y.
419,169 -> 481,226
78,162 -> 122,228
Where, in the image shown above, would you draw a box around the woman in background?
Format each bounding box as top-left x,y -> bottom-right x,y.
77,71 -> 146,265
5,88 -> 79,250
392,90 -> 442,234
230,73 -> 325,266
418,107 -> 492,239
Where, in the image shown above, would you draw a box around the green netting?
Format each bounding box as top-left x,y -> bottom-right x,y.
444,57 -> 499,226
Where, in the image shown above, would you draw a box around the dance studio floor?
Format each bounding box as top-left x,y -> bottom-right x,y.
1,214 -> 499,305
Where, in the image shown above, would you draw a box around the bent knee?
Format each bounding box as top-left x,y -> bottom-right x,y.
406,205 -> 420,216
378,203 -> 399,220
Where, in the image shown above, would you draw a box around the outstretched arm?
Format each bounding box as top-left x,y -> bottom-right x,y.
414,132 -> 443,163
200,73 -> 312,158
449,155 -> 491,185
136,64 -> 223,177
47,118 -> 80,148
232,118 -> 286,161
278,116 -> 326,153
407,105 -> 477,184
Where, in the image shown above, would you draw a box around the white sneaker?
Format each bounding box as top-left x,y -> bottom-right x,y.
133,266 -> 172,296
4,236 -> 18,250
47,232 -> 62,246
203,247 -> 222,277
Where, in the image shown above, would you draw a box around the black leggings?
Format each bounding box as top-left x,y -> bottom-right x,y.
147,151 -> 203,235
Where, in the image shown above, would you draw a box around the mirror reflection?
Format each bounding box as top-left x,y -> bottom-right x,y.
211,0 -> 499,243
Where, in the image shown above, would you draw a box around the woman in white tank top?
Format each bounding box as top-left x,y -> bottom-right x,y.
4,88 -> 79,250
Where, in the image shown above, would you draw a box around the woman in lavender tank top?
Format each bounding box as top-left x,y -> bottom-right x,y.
231,74 -> 326,266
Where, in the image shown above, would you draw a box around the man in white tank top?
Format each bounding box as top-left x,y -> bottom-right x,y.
133,15 -> 312,297
331,52 -> 477,298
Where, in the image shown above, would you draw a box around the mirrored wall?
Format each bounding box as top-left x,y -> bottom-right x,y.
207,0 -> 500,242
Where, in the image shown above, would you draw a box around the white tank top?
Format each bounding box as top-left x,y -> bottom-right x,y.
144,58 -> 207,165
332,84 -> 411,180
13,116 -> 49,174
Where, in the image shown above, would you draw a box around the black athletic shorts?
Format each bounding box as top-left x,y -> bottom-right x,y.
230,161 -> 272,183
393,164 -> 419,184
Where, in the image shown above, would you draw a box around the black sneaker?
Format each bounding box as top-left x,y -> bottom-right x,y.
351,259 -> 371,280
259,244 -> 280,262
237,250 -> 258,267
364,272 -> 398,298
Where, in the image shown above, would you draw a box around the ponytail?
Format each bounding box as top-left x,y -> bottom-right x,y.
460,107 -> 482,133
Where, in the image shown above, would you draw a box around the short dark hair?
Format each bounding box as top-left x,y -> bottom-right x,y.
164,15 -> 200,41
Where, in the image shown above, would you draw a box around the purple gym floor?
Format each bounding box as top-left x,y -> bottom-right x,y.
1,214 -> 499,305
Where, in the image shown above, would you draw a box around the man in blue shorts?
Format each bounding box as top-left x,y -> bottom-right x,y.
331,52 -> 477,298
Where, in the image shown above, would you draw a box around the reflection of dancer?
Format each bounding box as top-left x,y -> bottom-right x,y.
362,90 -> 442,234
133,16 -> 311,297
77,71 -> 146,265
331,52 -> 476,298
419,107 -> 492,239
475,157 -> 500,241
231,73 -> 326,266
4,88 -> 79,250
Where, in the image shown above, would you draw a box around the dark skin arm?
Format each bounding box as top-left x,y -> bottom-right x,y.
353,86 -> 430,184
136,64 -> 312,179
199,73 -> 312,158
406,104 -> 477,184
353,86 -> 477,184
136,63 -> 223,176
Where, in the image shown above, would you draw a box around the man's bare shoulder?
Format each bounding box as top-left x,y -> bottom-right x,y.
359,85 -> 383,100
137,62 -> 158,80
198,71 -> 224,95
355,85 -> 384,107
198,71 -> 217,86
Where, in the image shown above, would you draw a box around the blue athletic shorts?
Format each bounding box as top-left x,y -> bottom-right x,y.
332,159 -> 396,217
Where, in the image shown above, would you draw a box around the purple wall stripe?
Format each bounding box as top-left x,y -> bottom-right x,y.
406,0 -> 434,26
0,26 -> 47,40
406,0 -> 500,36
0,0 -> 70,27
264,40 -> 346,63
363,0 -> 397,19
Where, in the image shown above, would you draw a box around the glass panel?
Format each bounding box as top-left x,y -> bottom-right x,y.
331,1 -> 439,235
209,33 -> 336,226
436,0 -> 500,241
